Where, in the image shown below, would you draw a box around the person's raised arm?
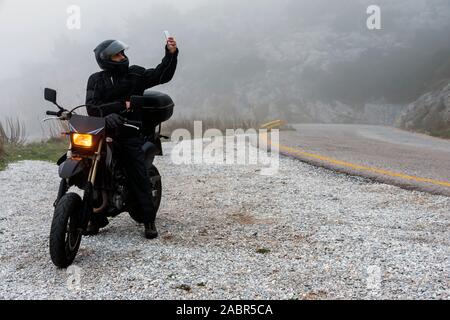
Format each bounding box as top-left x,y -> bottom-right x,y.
141,38 -> 179,89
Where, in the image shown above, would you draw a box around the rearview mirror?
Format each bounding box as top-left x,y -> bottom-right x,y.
44,88 -> 57,104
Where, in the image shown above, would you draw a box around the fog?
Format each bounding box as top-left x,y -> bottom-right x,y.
1,0 -> 450,139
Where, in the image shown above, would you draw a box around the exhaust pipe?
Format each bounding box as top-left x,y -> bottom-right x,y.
93,191 -> 108,213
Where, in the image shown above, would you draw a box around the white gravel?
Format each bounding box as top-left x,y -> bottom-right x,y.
0,141 -> 449,300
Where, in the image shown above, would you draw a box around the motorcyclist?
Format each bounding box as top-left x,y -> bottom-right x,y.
85,37 -> 178,239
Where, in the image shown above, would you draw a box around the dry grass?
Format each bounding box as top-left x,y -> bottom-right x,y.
0,117 -> 68,171
0,117 -> 27,146
40,120 -> 69,142
429,128 -> 450,140
0,115 -> 287,170
1,118 -> 27,169
0,137 -> 4,160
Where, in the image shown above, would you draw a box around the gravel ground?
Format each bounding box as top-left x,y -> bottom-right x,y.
0,140 -> 449,300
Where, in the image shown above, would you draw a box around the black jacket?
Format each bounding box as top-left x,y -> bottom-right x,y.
86,46 -> 178,118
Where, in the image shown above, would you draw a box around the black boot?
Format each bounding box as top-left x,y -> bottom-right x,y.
144,222 -> 158,239
85,221 -> 100,235
85,215 -> 109,236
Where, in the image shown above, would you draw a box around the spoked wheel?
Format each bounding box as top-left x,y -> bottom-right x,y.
49,193 -> 83,268
129,164 -> 162,223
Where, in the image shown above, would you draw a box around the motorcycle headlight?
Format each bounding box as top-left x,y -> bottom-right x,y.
72,133 -> 93,148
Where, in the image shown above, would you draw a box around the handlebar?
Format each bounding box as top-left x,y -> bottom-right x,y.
46,110 -> 59,116
45,107 -> 143,131
45,104 -> 88,119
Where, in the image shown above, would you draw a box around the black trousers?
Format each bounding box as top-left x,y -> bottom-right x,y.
116,135 -> 156,224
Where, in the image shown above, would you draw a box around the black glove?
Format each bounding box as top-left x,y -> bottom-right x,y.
105,113 -> 125,129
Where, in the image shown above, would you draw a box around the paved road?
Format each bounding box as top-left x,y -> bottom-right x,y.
277,124 -> 450,196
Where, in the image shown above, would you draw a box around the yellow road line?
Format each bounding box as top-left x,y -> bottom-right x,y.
261,132 -> 450,188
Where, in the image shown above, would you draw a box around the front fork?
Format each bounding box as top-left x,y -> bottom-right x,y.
80,140 -> 103,230
53,178 -> 68,208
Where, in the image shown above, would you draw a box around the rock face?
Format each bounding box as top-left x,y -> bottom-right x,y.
398,82 -> 450,135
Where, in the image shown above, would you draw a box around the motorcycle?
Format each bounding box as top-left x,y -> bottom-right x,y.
43,88 -> 174,268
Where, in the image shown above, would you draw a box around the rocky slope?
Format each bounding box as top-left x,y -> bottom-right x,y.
398,82 -> 450,137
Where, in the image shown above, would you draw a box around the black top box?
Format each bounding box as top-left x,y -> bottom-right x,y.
130,91 -> 174,134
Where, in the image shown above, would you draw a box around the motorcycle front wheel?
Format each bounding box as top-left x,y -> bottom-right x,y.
49,193 -> 83,268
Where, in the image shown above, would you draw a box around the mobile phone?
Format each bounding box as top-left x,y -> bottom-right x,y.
164,30 -> 171,40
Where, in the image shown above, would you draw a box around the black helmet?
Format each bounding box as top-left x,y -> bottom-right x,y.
94,40 -> 130,73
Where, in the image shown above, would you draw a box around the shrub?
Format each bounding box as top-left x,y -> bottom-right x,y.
0,117 -> 27,146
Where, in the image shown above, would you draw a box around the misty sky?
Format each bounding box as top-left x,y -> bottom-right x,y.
1,0 -> 450,139
2,0 -> 447,80
0,0 -> 207,79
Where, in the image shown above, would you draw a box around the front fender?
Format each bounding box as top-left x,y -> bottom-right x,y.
56,153 -> 67,166
58,158 -> 85,179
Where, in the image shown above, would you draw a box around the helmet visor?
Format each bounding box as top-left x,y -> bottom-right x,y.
100,40 -> 129,59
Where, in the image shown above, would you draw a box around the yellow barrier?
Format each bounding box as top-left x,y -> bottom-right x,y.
260,120 -> 286,130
